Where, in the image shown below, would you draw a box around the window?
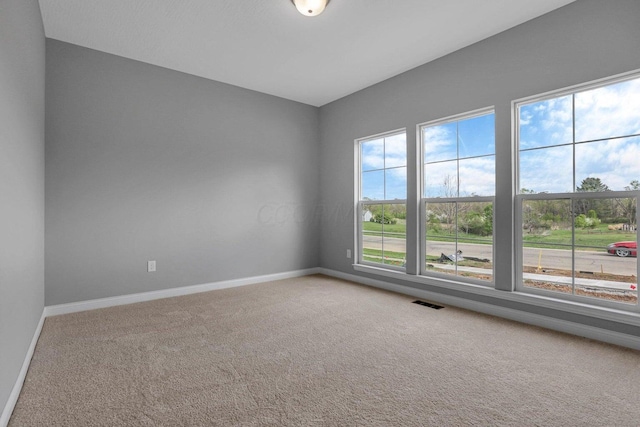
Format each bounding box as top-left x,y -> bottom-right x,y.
420,109 -> 495,283
357,130 -> 407,269
353,70 -> 639,317
516,75 -> 640,307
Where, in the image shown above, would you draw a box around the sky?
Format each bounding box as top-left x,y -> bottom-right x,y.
361,133 -> 407,200
360,76 -> 640,200
519,77 -> 640,193
423,113 -> 495,198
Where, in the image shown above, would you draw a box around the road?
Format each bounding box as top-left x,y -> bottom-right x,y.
363,236 -> 638,276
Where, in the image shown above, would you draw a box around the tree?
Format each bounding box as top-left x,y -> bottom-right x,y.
575,212 -> 600,230
460,211 -> 485,235
575,177 -> 611,217
457,202 -> 493,236
439,175 -> 458,228
386,203 -> 406,219
577,177 -> 611,192
626,180 -> 640,191
426,175 -> 458,235
371,211 -> 396,225
615,180 -> 640,227
482,204 -> 493,235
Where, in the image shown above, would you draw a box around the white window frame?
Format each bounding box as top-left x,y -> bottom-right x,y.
355,128 -> 407,272
513,71 -> 640,312
419,107 -> 496,286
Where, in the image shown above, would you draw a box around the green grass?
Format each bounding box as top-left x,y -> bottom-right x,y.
362,222 -> 636,251
425,229 -> 493,245
522,225 -> 636,250
362,221 -> 406,236
362,248 -> 406,267
363,248 -> 406,259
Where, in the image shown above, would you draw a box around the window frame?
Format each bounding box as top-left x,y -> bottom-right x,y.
513,72 -> 640,312
355,128 -> 407,272
418,107 -> 496,286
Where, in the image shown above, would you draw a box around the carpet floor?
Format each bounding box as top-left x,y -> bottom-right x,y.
9,274 -> 640,426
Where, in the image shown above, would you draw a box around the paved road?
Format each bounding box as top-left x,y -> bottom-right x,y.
363,235 -> 638,276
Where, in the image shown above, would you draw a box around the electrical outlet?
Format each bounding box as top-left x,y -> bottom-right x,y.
147,260 -> 156,272
346,249 -> 352,259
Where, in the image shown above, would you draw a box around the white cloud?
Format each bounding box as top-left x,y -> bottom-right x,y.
361,138 -> 384,171
362,133 -> 407,171
519,95 -> 572,149
519,110 -> 533,126
458,156 -> 495,196
519,76 -> 640,193
423,124 -> 456,162
575,79 -> 640,142
520,146 -> 573,193
424,161 -> 458,198
575,137 -> 640,190
384,133 -> 407,168
423,156 -> 495,197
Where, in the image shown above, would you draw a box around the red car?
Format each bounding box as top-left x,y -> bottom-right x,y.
607,241 -> 637,257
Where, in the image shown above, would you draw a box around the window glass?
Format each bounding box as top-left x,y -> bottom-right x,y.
385,167 -> 407,200
422,110 -> 495,283
425,201 -> 493,281
517,75 -> 640,307
521,198 -> 637,305
458,113 -> 495,158
361,138 -> 384,172
575,79 -> 640,143
424,122 -> 457,163
458,156 -> 495,197
519,145 -> 573,193
518,95 -> 573,150
361,170 -> 384,200
385,133 -> 407,168
424,161 -> 458,198
361,203 -> 407,268
358,131 -> 407,269
575,136 -> 640,191
423,112 -> 495,198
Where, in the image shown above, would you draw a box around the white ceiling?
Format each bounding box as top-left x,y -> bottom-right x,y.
38,0 -> 576,107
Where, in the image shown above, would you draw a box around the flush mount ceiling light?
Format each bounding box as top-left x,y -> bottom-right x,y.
291,0 -> 330,17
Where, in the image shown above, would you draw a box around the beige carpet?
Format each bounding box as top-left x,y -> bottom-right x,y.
9,274 -> 640,426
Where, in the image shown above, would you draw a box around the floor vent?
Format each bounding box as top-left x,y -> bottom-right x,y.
412,300 -> 444,309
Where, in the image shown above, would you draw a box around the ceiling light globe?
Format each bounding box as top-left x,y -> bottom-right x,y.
292,0 -> 329,17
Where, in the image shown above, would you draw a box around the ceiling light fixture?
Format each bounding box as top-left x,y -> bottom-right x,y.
291,0 -> 330,17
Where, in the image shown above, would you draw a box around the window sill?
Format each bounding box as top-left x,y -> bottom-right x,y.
352,263 -> 640,328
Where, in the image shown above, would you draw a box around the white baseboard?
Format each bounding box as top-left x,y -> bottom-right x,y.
45,267 -> 321,317
1,310 -> 46,427
317,268 -> 640,351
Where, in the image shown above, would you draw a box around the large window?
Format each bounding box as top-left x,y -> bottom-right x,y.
358,130 -> 407,269
353,70 -> 640,315
516,75 -> 640,307
420,109 -> 495,283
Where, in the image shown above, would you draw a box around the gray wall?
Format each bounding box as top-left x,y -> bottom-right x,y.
45,40 -> 320,305
318,0 -> 640,330
0,0 -> 45,415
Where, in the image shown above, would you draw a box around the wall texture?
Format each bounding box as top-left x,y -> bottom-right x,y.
45,40 -> 320,305
0,0 -> 45,416
318,0 -> 640,331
